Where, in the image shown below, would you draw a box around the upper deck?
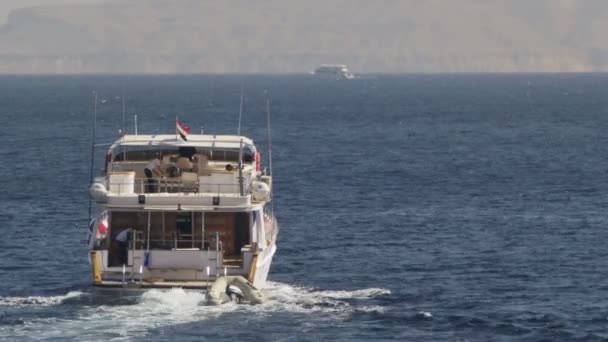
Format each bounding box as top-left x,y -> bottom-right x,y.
89,134 -> 271,210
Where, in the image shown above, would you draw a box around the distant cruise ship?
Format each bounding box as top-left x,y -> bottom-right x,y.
312,64 -> 355,79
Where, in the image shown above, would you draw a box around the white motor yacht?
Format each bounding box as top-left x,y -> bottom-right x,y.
87,132 -> 278,293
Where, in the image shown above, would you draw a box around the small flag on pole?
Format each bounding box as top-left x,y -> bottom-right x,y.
96,215 -> 108,239
176,118 -> 190,141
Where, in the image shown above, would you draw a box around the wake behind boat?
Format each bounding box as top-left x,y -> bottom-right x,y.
87,120 -> 278,299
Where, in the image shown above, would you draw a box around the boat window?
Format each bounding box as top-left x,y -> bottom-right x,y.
110,211 -> 147,247
178,146 -> 196,159
148,212 -> 167,248
176,213 -> 192,234
112,147 -> 253,163
113,148 -> 179,162
243,148 -> 254,162
205,149 -> 254,163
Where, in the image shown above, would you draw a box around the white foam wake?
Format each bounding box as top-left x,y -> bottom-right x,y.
259,282 -> 390,315
0,283 -> 391,340
0,291 -> 84,307
71,288 -> 236,339
0,288 -> 236,340
312,287 -> 392,299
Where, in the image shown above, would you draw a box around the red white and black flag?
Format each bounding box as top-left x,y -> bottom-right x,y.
176,118 -> 190,141
96,215 -> 108,239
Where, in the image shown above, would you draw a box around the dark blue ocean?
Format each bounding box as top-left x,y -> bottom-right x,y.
1,74 -> 608,341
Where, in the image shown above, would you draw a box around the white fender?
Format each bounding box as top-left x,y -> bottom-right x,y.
89,182 -> 108,203
251,181 -> 270,202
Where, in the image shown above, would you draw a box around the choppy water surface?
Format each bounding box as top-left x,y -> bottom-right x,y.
1,74 -> 608,341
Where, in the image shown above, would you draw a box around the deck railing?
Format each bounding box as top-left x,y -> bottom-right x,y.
108,177 -> 246,195
129,238 -> 221,251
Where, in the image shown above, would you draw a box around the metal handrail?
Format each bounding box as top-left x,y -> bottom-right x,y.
215,232 -> 221,276
129,238 -> 222,251
106,177 -> 248,195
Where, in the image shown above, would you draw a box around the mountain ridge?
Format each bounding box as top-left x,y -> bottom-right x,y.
1,0 -> 607,73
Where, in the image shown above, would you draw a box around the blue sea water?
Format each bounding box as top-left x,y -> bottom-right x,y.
1,74 -> 608,341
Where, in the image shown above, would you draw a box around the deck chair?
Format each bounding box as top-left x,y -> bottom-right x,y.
194,154 -> 210,176
176,157 -> 193,171
181,171 -> 198,192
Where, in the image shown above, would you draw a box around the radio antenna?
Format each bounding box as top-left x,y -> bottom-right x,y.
237,81 -> 245,136
88,91 -> 98,222
121,83 -> 126,135
265,92 -> 275,217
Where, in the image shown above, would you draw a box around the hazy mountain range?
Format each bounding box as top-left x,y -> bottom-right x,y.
1,0 -> 608,74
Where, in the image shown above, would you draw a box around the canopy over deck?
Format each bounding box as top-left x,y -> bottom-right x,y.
109,134 -> 256,151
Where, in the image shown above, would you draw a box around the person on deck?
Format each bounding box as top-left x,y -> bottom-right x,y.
144,156 -> 163,192
115,228 -> 133,265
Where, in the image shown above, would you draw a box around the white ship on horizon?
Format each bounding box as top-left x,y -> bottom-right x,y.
312,64 -> 355,79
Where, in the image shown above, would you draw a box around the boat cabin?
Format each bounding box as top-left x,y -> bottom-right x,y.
103,134 -> 260,195
91,208 -> 275,283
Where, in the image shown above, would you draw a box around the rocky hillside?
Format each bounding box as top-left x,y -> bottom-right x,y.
1,0 -> 607,73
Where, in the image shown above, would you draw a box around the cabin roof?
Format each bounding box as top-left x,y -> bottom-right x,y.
111,134 -> 256,150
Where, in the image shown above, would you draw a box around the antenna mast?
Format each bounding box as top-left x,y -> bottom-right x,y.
266,95 -> 274,216
266,97 -> 273,178
121,84 -> 126,135
88,91 -> 98,222
238,138 -> 244,196
237,81 -> 244,136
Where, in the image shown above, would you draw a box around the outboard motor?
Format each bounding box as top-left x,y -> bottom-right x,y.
226,284 -> 245,303
208,276 -> 264,305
